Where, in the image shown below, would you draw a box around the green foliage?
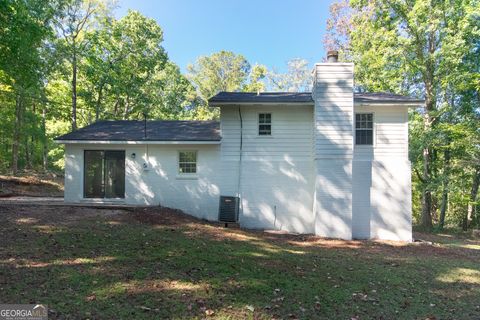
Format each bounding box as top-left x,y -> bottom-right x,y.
0,2 -> 207,172
82,10 -> 169,120
267,58 -> 312,92
243,64 -> 267,93
187,50 -> 251,102
187,50 -> 253,118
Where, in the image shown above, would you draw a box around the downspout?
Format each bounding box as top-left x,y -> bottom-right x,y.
237,106 -> 243,215
143,112 -> 149,170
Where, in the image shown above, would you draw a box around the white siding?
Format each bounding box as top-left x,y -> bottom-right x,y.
220,105 -> 314,160
352,104 -> 412,241
313,63 -> 354,239
64,143 -> 221,221
354,105 -> 409,159
313,63 -> 354,158
314,160 -> 352,239
219,105 -> 315,233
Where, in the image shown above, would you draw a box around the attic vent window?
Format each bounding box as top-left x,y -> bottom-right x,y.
355,113 -> 373,145
258,113 -> 272,136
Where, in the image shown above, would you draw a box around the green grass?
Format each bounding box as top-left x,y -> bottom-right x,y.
1,205 -> 479,319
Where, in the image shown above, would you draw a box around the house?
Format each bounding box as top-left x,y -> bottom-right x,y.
55,52 -> 424,241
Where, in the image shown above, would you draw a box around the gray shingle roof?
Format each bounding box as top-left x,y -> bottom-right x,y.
209,92 -> 314,103
354,92 -> 424,104
208,91 -> 424,105
55,120 -> 221,142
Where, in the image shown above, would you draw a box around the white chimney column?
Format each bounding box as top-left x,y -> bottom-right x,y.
312,61 -> 354,240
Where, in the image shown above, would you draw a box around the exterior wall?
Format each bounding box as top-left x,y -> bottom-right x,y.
352,105 -> 412,241
62,84 -> 412,241
313,63 -> 354,239
64,143 -> 221,221
220,105 -> 315,234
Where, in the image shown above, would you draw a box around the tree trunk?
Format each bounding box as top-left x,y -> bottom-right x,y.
71,48 -> 77,131
42,106 -> 48,171
439,149 -> 450,230
25,136 -> 31,170
421,74 -> 435,229
12,94 -> 22,175
421,138 -> 433,229
95,83 -> 104,122
465,167 -> 480,230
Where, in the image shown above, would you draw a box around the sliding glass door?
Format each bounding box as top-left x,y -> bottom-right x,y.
84,150 -> 125,199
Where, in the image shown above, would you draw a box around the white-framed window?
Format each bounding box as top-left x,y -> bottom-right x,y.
355,113 -> 374,145
258,113 -> 272,136
178,151 -> 197,174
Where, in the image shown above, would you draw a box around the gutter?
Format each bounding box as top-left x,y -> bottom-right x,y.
355,102 -> 424,108
209,102 -> 314,107
54,140 -> 222,145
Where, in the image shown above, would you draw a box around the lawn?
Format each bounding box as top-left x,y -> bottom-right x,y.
0,204 -> 479,319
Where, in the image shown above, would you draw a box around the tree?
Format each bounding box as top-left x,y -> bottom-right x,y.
323,0 -> 352,61
55,0 -> 113,130
0,0 -> 58,174
267,58 -> 312,92
187,51 -> 251,101
243,64 -> 267,93
82,10 -> 169,120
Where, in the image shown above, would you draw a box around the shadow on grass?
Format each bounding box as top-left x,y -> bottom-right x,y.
1,205 -> 479,319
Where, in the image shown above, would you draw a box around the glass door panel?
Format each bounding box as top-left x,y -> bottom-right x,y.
104,151 -> 125,198
84,151 -> 104,198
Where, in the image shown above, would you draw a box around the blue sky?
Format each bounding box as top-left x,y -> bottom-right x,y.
116,0 -> 336,73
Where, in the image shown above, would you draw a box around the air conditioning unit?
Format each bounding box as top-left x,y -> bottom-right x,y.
218,196 -> 240,223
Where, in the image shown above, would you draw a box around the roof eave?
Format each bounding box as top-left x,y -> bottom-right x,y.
354,100 -> 425,108
209,101 -> 314,107
54,140 -> 222,145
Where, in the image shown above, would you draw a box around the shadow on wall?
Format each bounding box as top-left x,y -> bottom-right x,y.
314,77 -> 411,241
351,132 -> 411,241
369,160 -> 412,241
137,147 -> 221,221
352,158 -> 372,239
240,155 -> 315,234
313,78 -> 355,239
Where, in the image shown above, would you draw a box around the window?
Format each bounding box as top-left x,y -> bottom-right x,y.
179,151 -> 197,174
355,113 -> 374,145
258,113 -> 272,135
84,150 -> 125,198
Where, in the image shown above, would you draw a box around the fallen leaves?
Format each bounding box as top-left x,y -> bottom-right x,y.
205,309 -> 215,316
85,294 -> 96,302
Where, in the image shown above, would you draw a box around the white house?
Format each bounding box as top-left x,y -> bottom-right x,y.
55,53 -> 424,241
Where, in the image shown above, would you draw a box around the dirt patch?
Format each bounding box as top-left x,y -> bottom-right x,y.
111,207 -> 480,262
0,204 -> 125,227
1,203 -> 479,263
128,206 -> 204,226
0,175 -> 63,197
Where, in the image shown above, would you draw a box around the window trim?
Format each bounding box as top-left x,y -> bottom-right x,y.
354,112 -> 375,146
177,150 -> 198,177
257,112 -> 273,137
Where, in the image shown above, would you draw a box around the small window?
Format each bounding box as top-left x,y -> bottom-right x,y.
355,113 -> 373,145
259,113 -> 272,135
179,151 -> 197,174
